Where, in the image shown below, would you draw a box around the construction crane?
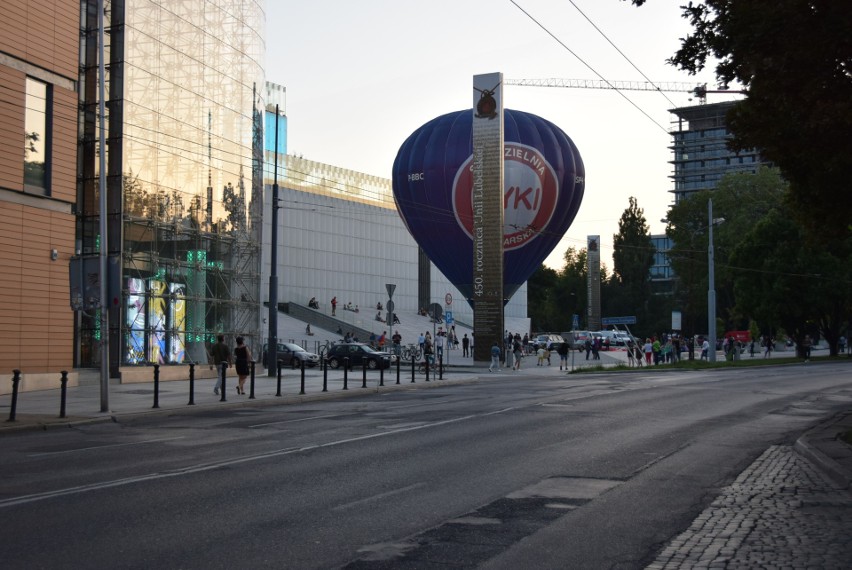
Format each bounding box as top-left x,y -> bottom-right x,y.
504,78 -> 745,104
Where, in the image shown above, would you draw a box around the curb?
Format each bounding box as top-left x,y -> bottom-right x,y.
793,411 -> 852,490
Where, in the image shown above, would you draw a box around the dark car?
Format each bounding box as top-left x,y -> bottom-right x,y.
261,342 -> 320,369
325,342 -> 396,370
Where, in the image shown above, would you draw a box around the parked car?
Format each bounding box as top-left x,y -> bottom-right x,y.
533,334 -> 565,350
593,330 -> 622,348
325,342 -> 396,370
261,342 -> 320,369
565,330 -> 592,351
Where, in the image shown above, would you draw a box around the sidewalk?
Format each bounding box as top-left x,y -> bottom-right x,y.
0,349 -> 623,433
0,361 -> 484,433
648,412 -> 852,569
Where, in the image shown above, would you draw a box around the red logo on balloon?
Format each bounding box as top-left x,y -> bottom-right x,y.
452,143 -> 559,251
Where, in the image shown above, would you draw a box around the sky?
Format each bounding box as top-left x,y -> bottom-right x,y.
264,0 -> 743,271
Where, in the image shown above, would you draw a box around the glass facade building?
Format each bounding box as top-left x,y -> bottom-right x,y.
669,101 -> 767,203
78,1 -> 265,372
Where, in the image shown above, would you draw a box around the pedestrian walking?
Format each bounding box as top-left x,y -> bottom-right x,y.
513,338 -> 524,370
489,341 -> 501,372
462,333 -> 470,357
330,296 -> 337,316
557,342 -> 569,370
233,336 -> 252,395
211,334 -> 230,395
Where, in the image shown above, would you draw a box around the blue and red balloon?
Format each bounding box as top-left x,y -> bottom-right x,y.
392,108 -> 584,303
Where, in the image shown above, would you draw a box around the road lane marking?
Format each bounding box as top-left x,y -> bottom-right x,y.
0,409 -> 515,509
26,436 -> 186,457
332,483 -> 426,511
249,413 -> 348,428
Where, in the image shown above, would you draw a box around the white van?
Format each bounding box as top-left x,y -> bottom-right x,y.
594,330 -> 628,347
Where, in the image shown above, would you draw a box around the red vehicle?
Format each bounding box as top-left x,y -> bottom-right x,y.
724,330 -> 751,344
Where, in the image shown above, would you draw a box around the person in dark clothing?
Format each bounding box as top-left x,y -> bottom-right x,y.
557,342 -> 569,370
233,336 -> 252,395
211,334 -> 230,395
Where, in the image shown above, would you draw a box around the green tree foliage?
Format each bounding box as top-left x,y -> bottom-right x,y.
527,247 -> 589,333
611,196 -> 654,318
631,0 -> 852,241
663,167 -> 850,354
664,168 -> 788,334
527,265 -> 560,332
729,208 -> 851,356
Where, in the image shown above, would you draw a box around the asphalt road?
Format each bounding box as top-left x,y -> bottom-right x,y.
1,363 -> 850,569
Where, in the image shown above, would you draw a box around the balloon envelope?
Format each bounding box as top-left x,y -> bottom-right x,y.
392,109 -> 585,304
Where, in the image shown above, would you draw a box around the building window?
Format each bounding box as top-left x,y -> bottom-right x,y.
24,77 -> 51,194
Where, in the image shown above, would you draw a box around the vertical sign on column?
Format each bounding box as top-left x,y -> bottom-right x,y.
472,72 -> 505,363
586,235 -> 601,331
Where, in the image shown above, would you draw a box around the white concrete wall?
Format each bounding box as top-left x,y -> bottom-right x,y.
260,173 -> 529,342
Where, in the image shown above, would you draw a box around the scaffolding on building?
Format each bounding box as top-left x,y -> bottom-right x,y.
120,176 -> 262,367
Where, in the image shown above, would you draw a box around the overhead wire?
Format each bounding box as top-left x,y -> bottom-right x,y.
565,0 -> 678,108
507,0 -> 670,134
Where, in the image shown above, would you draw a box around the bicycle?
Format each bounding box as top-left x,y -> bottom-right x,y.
418,354 -> 437,373
400,343 -> 422,362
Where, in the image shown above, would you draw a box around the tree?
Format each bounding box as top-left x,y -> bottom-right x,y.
631,0 -> 852,242
611,197 -> 654,319
664,168 -> 788,334
729,208 -> 850,356
527,246 -> 590,332
527,264 -> 560,331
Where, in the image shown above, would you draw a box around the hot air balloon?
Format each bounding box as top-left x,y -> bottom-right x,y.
392,108 -> 584,304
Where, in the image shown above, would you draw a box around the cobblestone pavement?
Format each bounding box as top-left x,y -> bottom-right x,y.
647,445 -> 852,569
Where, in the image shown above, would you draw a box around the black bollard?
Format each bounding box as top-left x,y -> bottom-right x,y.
249,361 -> 256,399
299,358 -> 306,395
396,355 -> 400,385
380,359 -> 384,387
322,358 -> 328,392
362,360 -> 367,388
59,370 -> 69,418
343,357 -> 349,390
276,364 -> 282,397
220,361 -> 227,402
7,369 -> 21,422
411,355 -> 416,383
425,358 -> 430,382
188,363 -> 195,406
439,355 -> 443,380
152,364 -> 160,409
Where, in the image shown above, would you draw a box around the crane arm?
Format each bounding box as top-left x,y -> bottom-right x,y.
505,79 -> 746,103
505,78 -> 701,92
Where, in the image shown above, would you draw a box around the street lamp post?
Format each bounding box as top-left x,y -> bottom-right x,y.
708,198 -> 717,363
267,105 -> 281,377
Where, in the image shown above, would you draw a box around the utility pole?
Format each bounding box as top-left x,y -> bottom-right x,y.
267,105 -> 281,376
98,0 -> 109,412
708,198 -> 717,363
